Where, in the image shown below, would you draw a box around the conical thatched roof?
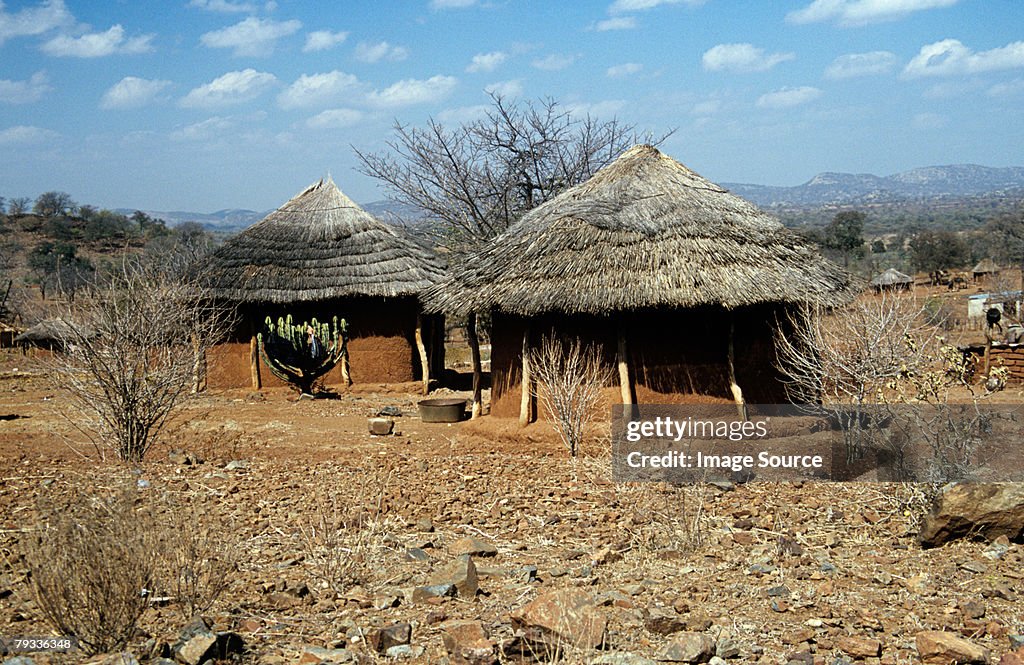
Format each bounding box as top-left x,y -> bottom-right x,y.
870,268 -> 913,287
203,177 -> 444,303
423,145 -> 856,316
972,258 -> 1000,275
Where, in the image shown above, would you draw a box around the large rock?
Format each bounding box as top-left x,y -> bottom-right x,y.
367,623 -> 412,654
915,631 -> 990,664
442,620 -> 497,665
450,536 -> 498,557
657,633 -> 714,663
427,555 -> 479,598
511,589 -> 607,651
919,483 -> 1024,548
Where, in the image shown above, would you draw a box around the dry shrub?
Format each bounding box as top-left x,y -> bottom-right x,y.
23,483 -> 156,655
530,334 -> 613,457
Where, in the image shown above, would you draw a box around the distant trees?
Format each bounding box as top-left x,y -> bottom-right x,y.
34,191 -> 76,218
822,210 -> 866,266
8,197 -> 30,216
27,241 -> 93,300
909,230 -> 969,273
357,94 -> 658,254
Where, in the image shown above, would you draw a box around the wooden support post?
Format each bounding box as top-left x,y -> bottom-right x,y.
249,335 -> 261,390
340,349 -> 352,386
519,324 -> 533,427
617,328 -> 635,420
415,313 -> 430,395
727,315 -> 748,420
468,312 -> 483,419
191,334 -> 203,394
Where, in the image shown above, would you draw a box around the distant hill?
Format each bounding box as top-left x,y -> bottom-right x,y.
723,164 -> 1024,208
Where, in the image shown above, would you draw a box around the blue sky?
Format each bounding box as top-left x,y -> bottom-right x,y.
1,0 -> 1023,213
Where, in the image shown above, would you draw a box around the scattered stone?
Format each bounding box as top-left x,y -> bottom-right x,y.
411,583 -> 456,603
715,637 -> 741,659
376,406 -> 402,417
983,535 -> 1011,561
404,548 -> 431,562
368,417 -> 395,436
782,628 -> 815,645
2,657 -> 36,665
708,658 -> 727,665
837,636 -> 882,658
962,560 -> 990,574
519,565 -> 539,582
999,650 -> 1024,665
442,620 -> 497,665
1011,635 -> 1024,650
297,647 -> 355,664
590,653 -> 658,665
915,630 -> 990,664
450,536 -> 498,557
414,518 -> 434,533
961,600 -> 987,620
766,585 -> 791,597
373,593 -> 402,610
645,607 -> 686,635
592,545 -> 624,565
658,632 -> 715,663
510,589 -> 608,651
367,622 -> 411,654
919,483 -> 1024,547
172,617 -> 219,665
426,555 -> 479,597
89,653 -> 140,665
224,460 -> 248,470
385,645 -> 422,659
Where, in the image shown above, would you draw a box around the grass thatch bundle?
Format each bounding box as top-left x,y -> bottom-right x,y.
424,145 -> 856,316
203,177 -> 443,303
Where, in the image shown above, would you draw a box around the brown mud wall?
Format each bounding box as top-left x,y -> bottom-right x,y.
206,296 -> 441,389
489,305 -> 792,419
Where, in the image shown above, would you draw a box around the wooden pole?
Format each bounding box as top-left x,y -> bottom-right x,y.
191,334 -> 202,394
727,315 -> 748,420
415,313 -> 430,395
519,324 -> 533,427
249,335 -> 261,390
468,312 -> 483,419
617,328 -> 635,420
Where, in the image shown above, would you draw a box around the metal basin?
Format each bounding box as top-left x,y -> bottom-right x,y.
418,398 -> 467,423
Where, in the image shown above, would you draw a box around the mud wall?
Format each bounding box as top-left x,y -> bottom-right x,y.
206,296 -> 440,389
489,305 -> 792,419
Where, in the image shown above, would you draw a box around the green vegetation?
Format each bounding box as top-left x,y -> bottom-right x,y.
258,314 -> 349,396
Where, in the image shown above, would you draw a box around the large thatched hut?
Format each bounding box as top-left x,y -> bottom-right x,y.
972,258 -> 1000,281
424,145 -> 855,420
202,177 -> 445,390
870,268 -> 913,292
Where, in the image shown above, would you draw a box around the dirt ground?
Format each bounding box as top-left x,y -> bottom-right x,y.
0,350 -> 1022,665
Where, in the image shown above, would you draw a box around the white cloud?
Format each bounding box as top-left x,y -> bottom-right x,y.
200,17 -> 301,57
0,71 -> 51,104
170,116 -> 234,142
824,51 -> 897,79
306,108 -> 364,129
691,99 -> 721,116
100,76 -> 171,109
566,100 -> 627,118
303,30 -> 348,52
437,105 -> 490,124
41,24 -> 154,57
756,86 -> 822,109
0,124 -> 59,144
903,39 -> 1024,78
702,43 -> 794,73
466,51 -> 506,73
430,0 -> 477,8
354,40 -> 408,63
179,69 -> 277,108
485,79 -> 523,97
367,75 -> 457,107
532,53 -> 575,71
606,62 -> 642,78
787,0 -> 957,26
0,0 -> 73,45
988,78 -> 1024,97
593,16 -> 637,30
911,112 -> 947,130
188,0 -> 257,12
277,70 -> 360,110
609,0 -> 704,13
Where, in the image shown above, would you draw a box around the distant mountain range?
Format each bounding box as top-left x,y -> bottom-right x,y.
120,164 -> 1024,232
723,164 -> 1024,208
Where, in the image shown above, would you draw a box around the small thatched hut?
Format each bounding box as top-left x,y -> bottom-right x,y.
424,145 -> 855,419
870,268 -> 913,292
972,258 -> 1000,281
202,177 -> 445,390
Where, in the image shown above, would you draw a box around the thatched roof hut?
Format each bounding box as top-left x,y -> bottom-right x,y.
13,318 -> 86,351
201,177 -> 445,390
870,268 -> 913,292
972,258 -> 1000,280
205,176 -> 443,303
424,145 -> 855,419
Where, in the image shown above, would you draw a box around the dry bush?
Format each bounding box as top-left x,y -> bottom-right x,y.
47,260 -> 230,463
23,483 -> 156,655
530,335 -> 614,457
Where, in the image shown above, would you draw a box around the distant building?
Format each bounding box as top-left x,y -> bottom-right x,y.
870,268 -> 913,292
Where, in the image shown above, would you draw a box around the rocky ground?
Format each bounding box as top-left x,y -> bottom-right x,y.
0,353 -> 1022,665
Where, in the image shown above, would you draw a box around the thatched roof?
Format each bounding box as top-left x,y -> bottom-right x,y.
972,258 -> 1000,275
423,145 -> 856,317
870,268 -> 913,287
202,177 -> 444,303
14,318 -> 85,346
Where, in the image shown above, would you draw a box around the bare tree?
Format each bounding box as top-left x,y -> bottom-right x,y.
47,260 -> 230,462
530,334 -> 613,457
356,94 -> 661,253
